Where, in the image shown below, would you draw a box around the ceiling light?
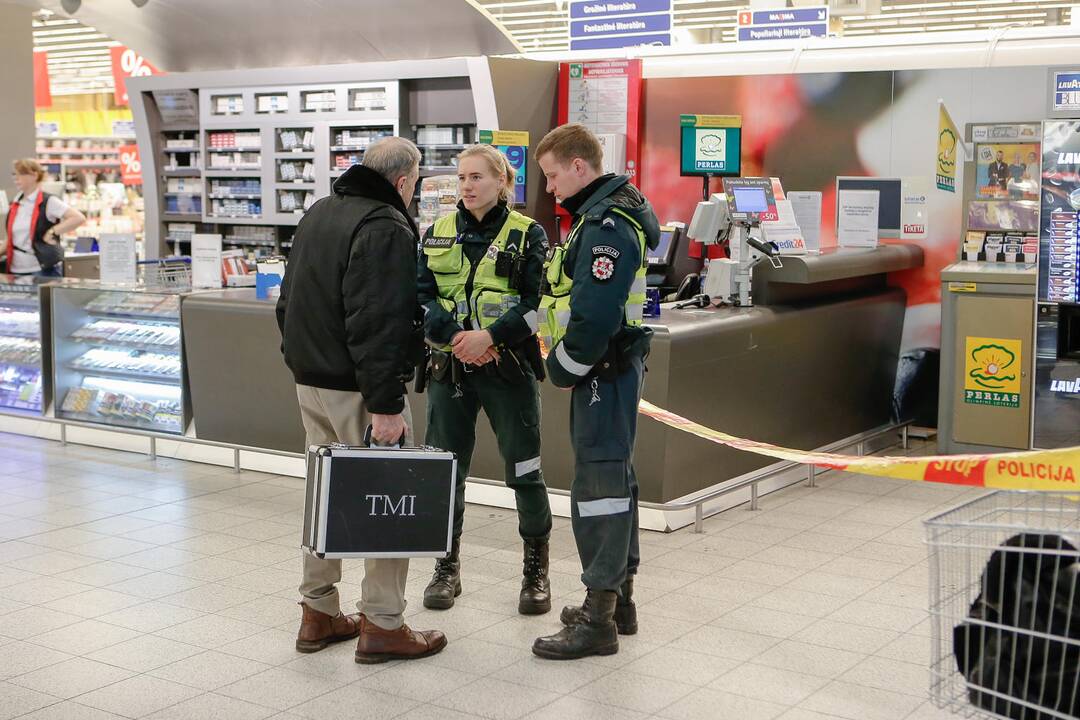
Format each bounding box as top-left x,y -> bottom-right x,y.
131,0 -> 150,6
60,0 -> 81,14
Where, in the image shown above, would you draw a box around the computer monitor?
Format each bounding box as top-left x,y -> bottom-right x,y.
647,225 -> 680,267
731,187 -> 769,214
835,177 -> 903,238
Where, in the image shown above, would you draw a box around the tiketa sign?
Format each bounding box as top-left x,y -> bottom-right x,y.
110,46 -> 161,106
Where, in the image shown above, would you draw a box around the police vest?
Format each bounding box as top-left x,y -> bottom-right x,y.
538,208 -> 647,350
424,209 -> 535,350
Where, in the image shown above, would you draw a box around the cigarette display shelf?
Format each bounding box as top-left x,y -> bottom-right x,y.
0,278 -> 46,415
52,287 -> 188,435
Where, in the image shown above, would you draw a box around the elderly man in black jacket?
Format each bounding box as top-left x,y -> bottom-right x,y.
276,136 -> 446,664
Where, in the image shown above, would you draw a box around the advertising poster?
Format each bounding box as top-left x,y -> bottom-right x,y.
679,115 -> 742,176
1039,120 -> 1080,304
478,130 -> 528,206
936,103 -> 961,193
975,143 -> 1040,200
964,336 -> 1022,409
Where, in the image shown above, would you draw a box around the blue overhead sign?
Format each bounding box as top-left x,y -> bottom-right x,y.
568,0 -> 672,50
738,23 -> 827,41
570,0 -> 671,19
747,7 -> 827,25
736,5 -> 829,43
571,13 -> 671,38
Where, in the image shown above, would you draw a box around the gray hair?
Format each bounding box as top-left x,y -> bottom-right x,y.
363,136 -> 421,185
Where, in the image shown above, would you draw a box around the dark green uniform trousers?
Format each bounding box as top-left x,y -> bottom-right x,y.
569,356 -> 643,591
426,368 -> 552,541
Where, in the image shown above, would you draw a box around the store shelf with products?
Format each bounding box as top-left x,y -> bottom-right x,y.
275,127 -> 314,153
0,278 -> 47,415
52,287 -> 187,435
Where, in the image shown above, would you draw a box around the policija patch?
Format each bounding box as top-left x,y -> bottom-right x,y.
423,235 -> 456,249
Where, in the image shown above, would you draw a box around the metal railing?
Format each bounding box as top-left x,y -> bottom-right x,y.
4,409 -> 911,533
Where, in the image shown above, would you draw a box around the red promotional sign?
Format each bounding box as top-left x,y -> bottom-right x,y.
33,50 -> 51,108
110,46 -> 161,106
119,144 -> 142,186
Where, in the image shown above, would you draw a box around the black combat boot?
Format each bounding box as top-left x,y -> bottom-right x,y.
423,537 -> 461,610
559,576 -> 637,635
532,589 -> 618,660
518,537 -> 551,615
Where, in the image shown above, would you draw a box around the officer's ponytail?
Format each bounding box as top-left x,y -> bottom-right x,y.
458,144 -> 516,208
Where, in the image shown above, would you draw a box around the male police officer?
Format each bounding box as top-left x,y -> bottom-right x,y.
531,124 -> 659,660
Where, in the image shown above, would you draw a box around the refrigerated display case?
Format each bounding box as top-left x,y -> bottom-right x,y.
0,276 -> 47,414
51,286 -> 188,434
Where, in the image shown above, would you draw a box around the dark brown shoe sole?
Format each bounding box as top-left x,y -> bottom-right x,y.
422,582 -> 462,610
518,598 -> 552,615
353,637 -> 448,664
295,629 -> 360,654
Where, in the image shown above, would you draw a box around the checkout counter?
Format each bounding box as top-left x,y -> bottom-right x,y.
181,243 -> 921,505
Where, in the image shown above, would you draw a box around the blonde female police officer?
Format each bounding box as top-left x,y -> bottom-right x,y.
531,124 -> 659,660
418,144 -> 553,615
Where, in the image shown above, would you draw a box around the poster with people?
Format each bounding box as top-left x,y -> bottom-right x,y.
975,143 -> 1040,200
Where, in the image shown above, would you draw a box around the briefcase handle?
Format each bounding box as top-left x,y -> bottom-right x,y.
362,425 -> 408,449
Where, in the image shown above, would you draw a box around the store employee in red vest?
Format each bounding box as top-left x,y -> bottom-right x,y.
3,159 -> 85,277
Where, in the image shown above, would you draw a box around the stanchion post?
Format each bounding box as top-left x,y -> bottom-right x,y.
59,423 -> 66,446
856,441 -> 865,457
233,448 -> 241,474
902,424 -> 910,450
750,482 -> 760,511
694,505 -> 703,534
807,464 -> 817,488
149,436 -> 156,460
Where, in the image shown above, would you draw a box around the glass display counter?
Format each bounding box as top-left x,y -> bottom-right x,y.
0,276 -> 46,414
51,287 -> 187,434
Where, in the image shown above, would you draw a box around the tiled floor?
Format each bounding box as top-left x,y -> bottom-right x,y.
0,431 -> 986,720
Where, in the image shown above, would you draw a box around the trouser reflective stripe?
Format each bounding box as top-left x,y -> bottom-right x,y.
522,309 -> 539,332
577,497 -> 631,517
515,456 -> 542,477
629,276 -> 647,296
625,304 -> 644,323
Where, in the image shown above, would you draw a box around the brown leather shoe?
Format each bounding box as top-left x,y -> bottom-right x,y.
295,603 -> 361,653
354,614 -> 447,664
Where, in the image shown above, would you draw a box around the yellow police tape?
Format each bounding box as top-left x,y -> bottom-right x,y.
637,400 -> 1080,491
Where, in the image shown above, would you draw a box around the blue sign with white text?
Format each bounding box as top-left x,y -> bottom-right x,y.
569,0 -> 671,19
749,7 -> 827,25
570,33 -> 671,51
1054,72 -> 1080,112
571,13 -> 671,38
738,23 -> 826,42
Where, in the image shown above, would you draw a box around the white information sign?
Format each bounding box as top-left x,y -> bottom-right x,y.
191,234 -> 223,289
837,190 -> 880,248
786,191 -> 822,252
99,233 -> 137,285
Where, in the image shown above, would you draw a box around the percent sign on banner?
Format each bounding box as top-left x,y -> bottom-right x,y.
110,46 -> 161,106
118,144 -> 142,186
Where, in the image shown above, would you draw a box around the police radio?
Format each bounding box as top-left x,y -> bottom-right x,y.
495,229 -> 527,290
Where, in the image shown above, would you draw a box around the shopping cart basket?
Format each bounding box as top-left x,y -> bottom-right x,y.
925,491 -> 1080,720
138,257 -> 192,291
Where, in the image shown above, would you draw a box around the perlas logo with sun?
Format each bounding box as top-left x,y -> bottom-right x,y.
964,337 -> 1022,408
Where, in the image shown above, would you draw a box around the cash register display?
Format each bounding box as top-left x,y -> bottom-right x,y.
731,187 -> 769,214
647,228 -> 676,266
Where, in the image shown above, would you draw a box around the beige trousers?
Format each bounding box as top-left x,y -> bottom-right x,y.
296,384 -> 413,630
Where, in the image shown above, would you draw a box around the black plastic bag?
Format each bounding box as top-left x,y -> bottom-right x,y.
954,533 -> 1080,720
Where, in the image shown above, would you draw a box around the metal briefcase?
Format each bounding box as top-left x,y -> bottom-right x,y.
302,442 -> 457,559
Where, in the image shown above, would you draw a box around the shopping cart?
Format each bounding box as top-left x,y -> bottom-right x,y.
138,257 -> 192,291
925,491 -> 1080,720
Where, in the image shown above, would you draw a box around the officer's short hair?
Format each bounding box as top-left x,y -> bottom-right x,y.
363,137 -> 421,185
536,123 -> 603,173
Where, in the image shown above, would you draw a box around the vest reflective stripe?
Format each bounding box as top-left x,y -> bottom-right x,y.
425,210 -> 535,349
538,210 -> 648,350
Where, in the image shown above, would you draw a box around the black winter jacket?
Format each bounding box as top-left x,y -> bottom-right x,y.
275,164 -> 419,414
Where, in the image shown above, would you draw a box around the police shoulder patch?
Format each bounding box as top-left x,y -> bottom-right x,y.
591,252 -> 617,281
592,245 -> 621,259
423,235 -> 456,249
